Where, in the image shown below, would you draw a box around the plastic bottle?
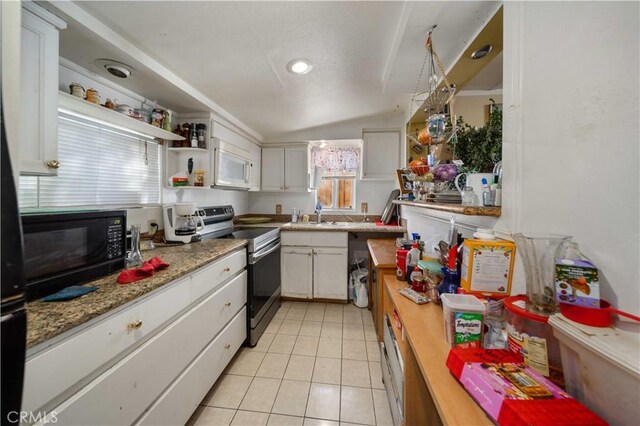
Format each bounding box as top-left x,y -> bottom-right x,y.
406,243 -> 421,282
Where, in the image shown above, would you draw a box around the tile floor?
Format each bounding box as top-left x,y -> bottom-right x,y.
186,301 -> 393,426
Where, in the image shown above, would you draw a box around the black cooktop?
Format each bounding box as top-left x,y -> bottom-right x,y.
230,227 -> 274,240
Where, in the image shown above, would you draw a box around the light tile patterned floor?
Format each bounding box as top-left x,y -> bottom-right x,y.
187,301 -> 392,426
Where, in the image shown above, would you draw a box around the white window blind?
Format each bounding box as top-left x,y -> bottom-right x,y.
19,114 -> 161,209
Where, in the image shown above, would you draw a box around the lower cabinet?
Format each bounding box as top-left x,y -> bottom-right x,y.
22,249 -> 247,425
282,247 -> 313,299
313,248 -> 348,300
281,232 -> 348,301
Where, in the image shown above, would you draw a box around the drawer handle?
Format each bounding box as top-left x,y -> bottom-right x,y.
224,344 -> 231,349
225,302 -> 231,307
46,160 -> 61,169
127,320 -> 143,331
223,267 -> 230,272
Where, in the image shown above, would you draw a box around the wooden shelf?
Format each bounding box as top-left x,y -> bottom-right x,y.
166,147 -> 208,153
384,275 -> 492,425
58,92 -> 185,141
393,199 -> 501,217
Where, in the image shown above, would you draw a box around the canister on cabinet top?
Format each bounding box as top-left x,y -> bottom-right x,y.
396,248 -> 408,279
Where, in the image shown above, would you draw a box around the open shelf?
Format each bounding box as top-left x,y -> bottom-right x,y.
58,91 -> 185,141
393,199 -> 501,217
164,185 -> 210,190
166,147 -> 208,153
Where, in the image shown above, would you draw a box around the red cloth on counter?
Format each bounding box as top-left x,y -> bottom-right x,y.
117,256 -> 170,285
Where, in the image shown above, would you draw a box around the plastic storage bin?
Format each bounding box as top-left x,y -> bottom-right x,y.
441,294 -> 485,349
504,295 -> 562,380
549,314 -> 640,425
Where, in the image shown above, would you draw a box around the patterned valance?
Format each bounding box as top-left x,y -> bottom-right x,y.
311,146 -> 360,172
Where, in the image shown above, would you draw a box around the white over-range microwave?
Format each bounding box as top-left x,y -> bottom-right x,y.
213,140 -> 251,190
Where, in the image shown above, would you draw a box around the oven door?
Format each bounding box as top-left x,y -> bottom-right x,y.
248,240 -> 281,327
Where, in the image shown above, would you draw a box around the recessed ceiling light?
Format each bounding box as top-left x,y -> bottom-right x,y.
470,45 -> 492,60
286,59 -> 313,75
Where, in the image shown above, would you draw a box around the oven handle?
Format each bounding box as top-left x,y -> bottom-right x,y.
249,241 -> 281,264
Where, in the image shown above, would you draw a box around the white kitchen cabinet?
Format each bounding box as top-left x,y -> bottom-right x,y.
313,247 -> 349,300
361,129 -> 400,180
282,247 -> 313,299
19,4 -> 66,176
22,249 -> 246,423
281,232 -> 348,301
249,142 -> 262,191
261,145 -> 309,192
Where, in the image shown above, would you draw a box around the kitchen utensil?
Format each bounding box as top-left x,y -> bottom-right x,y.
512,233 -> 572,315
238,217 -> 272,224
187,158 -> 194,175
559,300 -> 640,327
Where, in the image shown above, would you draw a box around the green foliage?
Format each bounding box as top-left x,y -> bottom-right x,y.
450,99 -> 502,173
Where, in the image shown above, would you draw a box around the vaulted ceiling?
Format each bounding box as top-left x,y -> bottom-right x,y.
49,1 -> 500,140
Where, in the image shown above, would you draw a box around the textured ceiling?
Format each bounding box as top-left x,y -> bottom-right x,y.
58,1 -> 500,139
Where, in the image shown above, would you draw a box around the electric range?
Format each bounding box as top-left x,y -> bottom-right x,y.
196,206 -> 281,346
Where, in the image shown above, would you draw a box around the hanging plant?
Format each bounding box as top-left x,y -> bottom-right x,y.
450,99 -> 502,173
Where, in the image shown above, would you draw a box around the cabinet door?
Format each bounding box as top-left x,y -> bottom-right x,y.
20,9 -> 60,176
261,147 -> 285,191
281,248 -> 313,299
361,130 -> 400,180
249,144 -> 261,191
313,247 -> 348,300
284,146 -> 309,192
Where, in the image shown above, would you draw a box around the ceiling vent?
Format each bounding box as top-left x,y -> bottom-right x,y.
94,59 -> 135,79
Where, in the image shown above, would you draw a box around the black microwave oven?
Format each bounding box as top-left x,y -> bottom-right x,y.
20,210 -> 127,301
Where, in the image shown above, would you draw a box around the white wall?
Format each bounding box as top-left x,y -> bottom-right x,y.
249,112 -> 405,215
498,2 -> 639,313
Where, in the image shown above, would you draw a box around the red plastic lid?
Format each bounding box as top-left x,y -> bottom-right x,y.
412,243 -> 419,248
504,295 -> 549,323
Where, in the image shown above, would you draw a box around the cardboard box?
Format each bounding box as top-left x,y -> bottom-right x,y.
555,258 -> 600,308
461,239 -> 516,297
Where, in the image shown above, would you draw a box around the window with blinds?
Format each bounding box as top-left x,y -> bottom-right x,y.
19,114 -> 161,209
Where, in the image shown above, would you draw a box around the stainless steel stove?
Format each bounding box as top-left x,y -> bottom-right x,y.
196,206 -> 281,346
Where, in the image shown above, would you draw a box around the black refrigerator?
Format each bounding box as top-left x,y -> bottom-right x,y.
1,96 -> 27,423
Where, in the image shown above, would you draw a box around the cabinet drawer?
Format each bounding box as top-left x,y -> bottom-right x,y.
137,307 -> 247,426
281,231 -> 347,247
44,278 -> 246,426
191,249 -> 246,302
189,271 -> 247,346
23,277 -> 191,414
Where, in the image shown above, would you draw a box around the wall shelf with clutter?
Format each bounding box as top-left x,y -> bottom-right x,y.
164,119 -> 212,190
58,92 -> 184,141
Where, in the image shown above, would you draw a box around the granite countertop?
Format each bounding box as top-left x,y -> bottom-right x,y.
26,239 -> 247,350
281,221 -> 406,233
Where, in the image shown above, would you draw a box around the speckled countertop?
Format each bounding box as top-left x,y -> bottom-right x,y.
281,222 -> 406,233
393,200 -> 501,217
26,239 -> 247,349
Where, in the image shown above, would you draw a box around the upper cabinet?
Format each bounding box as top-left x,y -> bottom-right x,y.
20,4 -> 66,176
261,145 -> 309,192
360,129 -> 400,180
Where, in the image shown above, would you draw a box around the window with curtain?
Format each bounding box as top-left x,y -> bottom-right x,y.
19,113 -> 161,209
312,145 -> 360,210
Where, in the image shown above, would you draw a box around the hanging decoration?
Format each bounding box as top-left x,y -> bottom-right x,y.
409,26 -> 458,164
311,146 -> 360,172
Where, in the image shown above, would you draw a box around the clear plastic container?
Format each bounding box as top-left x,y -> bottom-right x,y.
441,294 -> 486,348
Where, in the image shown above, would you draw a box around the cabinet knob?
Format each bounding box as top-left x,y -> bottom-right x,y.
284,186 -> 289,190
223,267 -> 230,272
280,186 -> 284,190
225,302 -> 231,307
46,160 -> 61,169
308,252 -> 312,257
127,319 -> 143,331
224,344 -> 231,349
